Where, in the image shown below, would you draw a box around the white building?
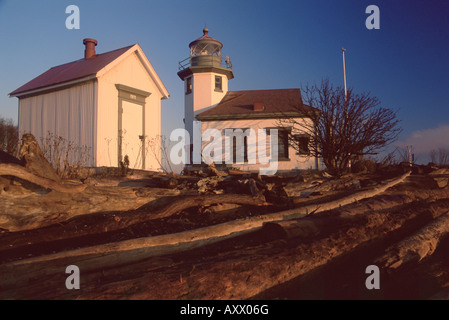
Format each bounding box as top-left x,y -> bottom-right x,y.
10,38 -> 169,170
177,28 -> 319,173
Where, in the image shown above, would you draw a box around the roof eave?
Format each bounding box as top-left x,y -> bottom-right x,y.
9,74 -> 98,98
97,44 -> 170,100
177,66 -> 234,81
196,111 -> 313,121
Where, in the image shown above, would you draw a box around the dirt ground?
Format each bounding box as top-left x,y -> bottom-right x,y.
1,168 -> 449,300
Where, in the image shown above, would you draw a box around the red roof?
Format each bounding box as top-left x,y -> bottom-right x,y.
9,45 -> 134,97
196,89 -> 317,120
189,28 -> 223,48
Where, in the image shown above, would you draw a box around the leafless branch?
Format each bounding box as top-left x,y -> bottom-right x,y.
277,79 -> 401,175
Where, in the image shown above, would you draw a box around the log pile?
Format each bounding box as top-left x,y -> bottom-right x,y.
1,134 -> 449,300
0,136 -> 286,232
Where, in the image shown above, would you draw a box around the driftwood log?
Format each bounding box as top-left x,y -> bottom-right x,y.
19,133 -> 61,182
375,211 -> 449,270
0,134 -> 86,194
0,163 -> 86,194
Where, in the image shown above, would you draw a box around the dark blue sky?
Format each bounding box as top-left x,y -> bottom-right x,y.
1,0 -> 448,162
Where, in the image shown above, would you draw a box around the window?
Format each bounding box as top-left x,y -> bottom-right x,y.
232,135 -> 248,163
186,77 -> 192,95
267,128 -> 290,161
277,129 -> 290,160
215,75 -> 222,92
224,128 -> 249,164
294,134 -> 310,155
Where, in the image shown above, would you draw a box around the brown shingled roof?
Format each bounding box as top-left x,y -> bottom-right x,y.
196,89 -> 318,121
9,45 -> 134,97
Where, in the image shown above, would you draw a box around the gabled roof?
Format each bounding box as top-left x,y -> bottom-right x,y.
196,89 -> 318,121
9,44 -> 169,99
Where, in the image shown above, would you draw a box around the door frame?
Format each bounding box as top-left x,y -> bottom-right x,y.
116,84 -> 151,170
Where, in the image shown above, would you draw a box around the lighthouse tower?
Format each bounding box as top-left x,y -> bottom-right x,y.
177,28 -> 234,139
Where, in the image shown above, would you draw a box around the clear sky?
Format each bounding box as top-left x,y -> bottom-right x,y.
0,0 -> 448,163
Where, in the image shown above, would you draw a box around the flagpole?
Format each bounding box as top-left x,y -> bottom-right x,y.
342,47 -> 350,171
342,47 -> 347,101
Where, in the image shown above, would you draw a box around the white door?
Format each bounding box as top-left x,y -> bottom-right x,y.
121,101 -> 143,169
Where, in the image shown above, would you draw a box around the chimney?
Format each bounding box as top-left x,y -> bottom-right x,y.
83,38 -> 98,59
253,101 -> 265,111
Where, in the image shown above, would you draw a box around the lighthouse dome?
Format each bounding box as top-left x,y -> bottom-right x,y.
189,28 -> 223,57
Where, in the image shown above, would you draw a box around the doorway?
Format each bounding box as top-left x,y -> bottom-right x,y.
116,84 -> 151,170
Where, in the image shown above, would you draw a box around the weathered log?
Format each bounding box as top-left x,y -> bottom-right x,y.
261,215 -> 363,240
284,175 -> 361,198
19,133 -> 60,182
114,193 -> 269,226
264,188 -> 449,240
428,169 -> 449,189
0,134 -> 87,194
0,185 -> 187,232
201,162 -> 227,177
0,163 -> 86,193
375,211 -> 449,270
264,171 -> 411,219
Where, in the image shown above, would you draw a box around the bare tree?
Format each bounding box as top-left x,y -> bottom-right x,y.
430,149 -> 438,164
279,79 -> 401,175
0,118 -> 5,152
395,146 -> 418,166
0,117 -> 19,157
438,148 -> 449,167
429,148 -> 449,167
146,134 -> 174,173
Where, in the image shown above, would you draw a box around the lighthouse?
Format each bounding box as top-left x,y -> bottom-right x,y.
177,28 -> 234,140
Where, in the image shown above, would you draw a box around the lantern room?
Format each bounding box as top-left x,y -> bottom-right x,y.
178,28 -> 234,79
